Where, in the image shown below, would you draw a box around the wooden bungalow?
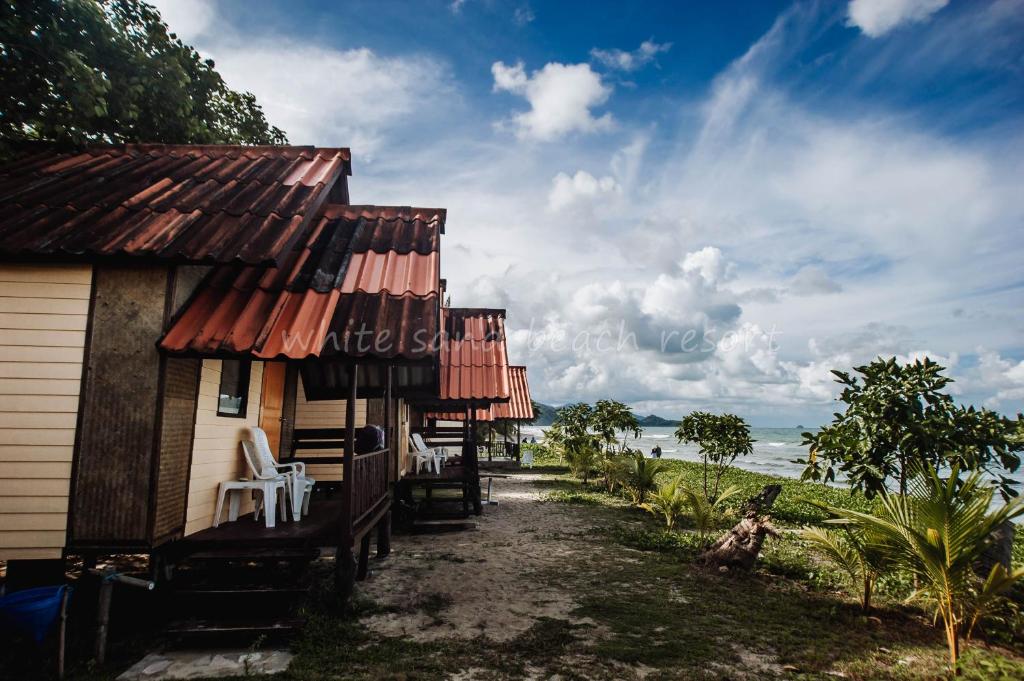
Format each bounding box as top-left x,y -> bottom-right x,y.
401,308 -> 512,519
427,365 -> 534,462
0,144 -> 445,602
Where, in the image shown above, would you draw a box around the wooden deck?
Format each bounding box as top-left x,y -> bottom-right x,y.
174,497 -> 343,555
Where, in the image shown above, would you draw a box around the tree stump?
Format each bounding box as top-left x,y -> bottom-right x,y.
700,484 -> 782,571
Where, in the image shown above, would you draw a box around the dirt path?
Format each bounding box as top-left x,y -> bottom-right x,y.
359,472 -> 596,643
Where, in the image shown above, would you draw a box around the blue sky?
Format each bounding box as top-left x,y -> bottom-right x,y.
155,0 -> 1024,425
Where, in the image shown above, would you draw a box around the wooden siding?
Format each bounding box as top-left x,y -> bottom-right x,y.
0,264 -> 90,560
152,357 -> 201,543
293,376 -> 365,482
184,360 -> 265,536
70,266 -> 167,546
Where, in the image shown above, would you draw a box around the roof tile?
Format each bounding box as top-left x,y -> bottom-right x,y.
0,144 -> 351,265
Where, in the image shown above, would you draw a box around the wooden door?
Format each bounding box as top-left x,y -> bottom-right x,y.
260,362 -> 287,457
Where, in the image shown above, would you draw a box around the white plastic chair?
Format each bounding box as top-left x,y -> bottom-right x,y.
251,427 -> 315,521
410,433 -> 447,474
213,443 -> 287,528
521,450 -> 535,468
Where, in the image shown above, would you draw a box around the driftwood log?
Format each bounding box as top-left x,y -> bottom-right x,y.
700,484 -> 782,571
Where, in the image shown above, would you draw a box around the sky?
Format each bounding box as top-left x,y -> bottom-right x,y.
152,0 -> 1024,426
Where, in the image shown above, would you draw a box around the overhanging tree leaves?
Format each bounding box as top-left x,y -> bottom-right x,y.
0,0 -> 287,152
797,357 -> 1022,499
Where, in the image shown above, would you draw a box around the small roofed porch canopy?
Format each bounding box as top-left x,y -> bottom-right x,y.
408,308 -> 512,482
159,204 -> 445,598
427,365 -> 533,459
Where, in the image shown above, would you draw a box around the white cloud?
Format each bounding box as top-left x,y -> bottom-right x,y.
847,0 -> 950,37
962,351 -> 1024,407
449,0 -> 468,14
590,40 -> 672,71
207,45 -> 448,153
150,1 -> 451,156
152,0 -> 216,42
514,5 -> 535,26
548,170 -> 620,211
491,61 -> 613,141
788,265 -> 842,296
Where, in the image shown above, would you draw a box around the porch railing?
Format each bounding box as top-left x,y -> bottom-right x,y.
352,447 -> 390,532
285,428 -> 392,540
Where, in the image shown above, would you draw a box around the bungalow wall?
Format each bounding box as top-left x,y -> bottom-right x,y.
184,359 -> 265,536
293,375 -> 366,483
0,264 -> 91,560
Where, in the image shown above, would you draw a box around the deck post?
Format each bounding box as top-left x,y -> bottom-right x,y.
469,407 -> 482,515
516,420 -> 522,462
356,533 -> 371,581
335,362 -> 358,604
378,365 -> 393,558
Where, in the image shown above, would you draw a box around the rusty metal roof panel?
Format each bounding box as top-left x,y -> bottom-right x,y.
437,308 -> 511,403
0,144 -> 351,265
428,366 -> 531,421
491,366 -> 532,420
160,204 -> 443,362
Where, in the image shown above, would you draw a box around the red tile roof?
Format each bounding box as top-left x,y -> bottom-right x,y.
0,144 -> 351,265
491,366 -> 533,420
436,308 -> 511,405
429,366 -> 532,422
159,205 -> 442,361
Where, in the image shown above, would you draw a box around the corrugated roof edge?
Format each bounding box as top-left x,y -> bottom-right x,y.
3,142 -> 353,176
322,204 -> 447,234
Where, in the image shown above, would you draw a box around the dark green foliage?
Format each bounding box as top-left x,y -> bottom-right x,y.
0,0 -> 287,153
798,357 -> 1022,499
591,399 -> 642,453
676,411 -> 754,500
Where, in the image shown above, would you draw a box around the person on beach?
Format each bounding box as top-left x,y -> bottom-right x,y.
651,445 -> 662,459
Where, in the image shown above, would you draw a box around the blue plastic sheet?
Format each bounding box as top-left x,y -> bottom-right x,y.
0,585 -> 71,643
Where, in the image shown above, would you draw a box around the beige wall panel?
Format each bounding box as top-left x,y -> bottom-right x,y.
0,264 -> 90,561
184,360 -> 265,535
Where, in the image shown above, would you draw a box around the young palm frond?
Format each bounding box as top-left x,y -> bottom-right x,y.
817,467 -> 1024,671
800,525 -> 889,612
682,484 -> 742,545
623,450 -> 666,505
642,477 -> 688,529
600,453 -> 631,494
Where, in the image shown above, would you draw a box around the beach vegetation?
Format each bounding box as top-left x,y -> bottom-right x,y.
620,449 -> 666,505
800,523 -> 891,613
798,357 -> 1023,499
641,477 -> 688,529
675,411 -> 755,500
681,482 -> 742,545
812,466 -> 1024,672
591,399 -> 642,453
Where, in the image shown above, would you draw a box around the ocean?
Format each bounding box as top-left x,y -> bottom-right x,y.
518,425 -> 1024,493
520,425 -> 814,479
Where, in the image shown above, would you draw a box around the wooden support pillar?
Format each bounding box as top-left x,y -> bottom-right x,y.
335,362 -> 358,604
376,510 -> 392,558
516,420 -> 522,462
378,365 -> 393,559
384,365 -> 394,480
469,407 -> 482,515
356,533 -> 371,581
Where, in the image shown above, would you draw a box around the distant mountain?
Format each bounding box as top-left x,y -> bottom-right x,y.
637,414 -> 681,427
529,403 -> 679,428
531,402 -> 558,426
